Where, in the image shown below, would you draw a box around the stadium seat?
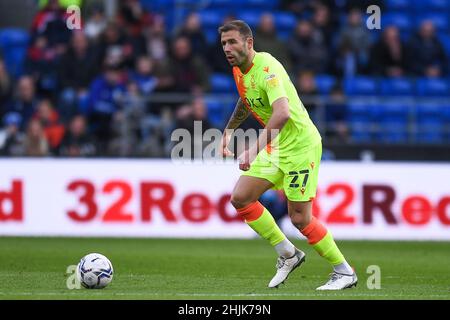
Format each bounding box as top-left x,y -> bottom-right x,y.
415,104 -> 445,143
211,73 -> 235,93
349,121 -> 372,143
385,0 -> 410,11
315,74 -> 336,95
412,0 -> 449,12
376,103 -> 410,122
198,10 -> 223,28
347,101 -> 373,122
236,11 -> 263,28
206,100 -> 226,127
439,34 -> 450,58
382,13 -> 412,32
380,78 -> 414,96
243,0 -> 279,10
273,12 -> 297,32
416,78 -> 450,97
205,28 -> 219,44
376,120 -> 409,143
415,119 -> 445,143
0,28 -> 29,78
415,13 -> 449,32
344,77 -> 379,96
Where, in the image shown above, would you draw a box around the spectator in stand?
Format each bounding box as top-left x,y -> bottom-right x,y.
295,71 -> 319,121
98,22 -> 136,70
58,31 -> 99,121
312,4 -> 335,52
288,20 -> 328,74
325,84 -> 349,143
23,118 -> 49,156
130,56 -> 158,96
176,13 -> 209,60
280,0 -> 316,17
116,0 -> 149,64
7,76 -> 39,130
143,15 -> 169,63
31,0 -> 71,49
370,26 -> 407,77
0,58 -> 12,113
59,114 -> 96,157
406,20 -> 448,77
254,13 -> 291,72
175,96 -> 212,158
87,62 -> 127,154
25,35 -> 60,94
209,15 -> 235,73
33,99 -> 65,153
336,8 -> 372,74
0,112 -> 25,156
84,6 -> 108,41
163,36 -> 210,94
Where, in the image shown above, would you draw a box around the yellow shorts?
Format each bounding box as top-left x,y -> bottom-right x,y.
242,142 -> 322,202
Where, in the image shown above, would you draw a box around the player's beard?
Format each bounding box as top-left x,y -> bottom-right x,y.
234,47 -> 249,68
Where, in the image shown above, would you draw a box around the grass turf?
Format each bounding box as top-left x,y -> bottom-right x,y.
0,237 -> 449,300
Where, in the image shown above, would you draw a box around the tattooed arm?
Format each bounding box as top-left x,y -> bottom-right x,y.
225,98 -> 250,130
220,98 -> 249,157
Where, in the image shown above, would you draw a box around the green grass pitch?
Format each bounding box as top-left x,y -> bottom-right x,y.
0,237 -> 449,300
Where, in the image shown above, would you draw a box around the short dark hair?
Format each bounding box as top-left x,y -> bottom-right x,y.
218,20 -> 253,39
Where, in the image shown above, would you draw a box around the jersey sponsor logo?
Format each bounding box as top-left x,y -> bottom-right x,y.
265,73 -> 279,88
244,97 -> 265,109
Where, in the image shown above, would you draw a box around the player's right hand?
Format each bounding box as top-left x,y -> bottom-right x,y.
220,131 -> 234,158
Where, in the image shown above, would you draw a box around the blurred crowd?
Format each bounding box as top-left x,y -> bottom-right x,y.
0,0 -> 449,157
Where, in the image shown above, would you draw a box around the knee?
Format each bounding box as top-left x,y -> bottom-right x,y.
289,209 -> 312,230
230,193 -> 253,209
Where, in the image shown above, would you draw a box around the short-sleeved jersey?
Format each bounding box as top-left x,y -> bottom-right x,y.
232,52 -> 321,157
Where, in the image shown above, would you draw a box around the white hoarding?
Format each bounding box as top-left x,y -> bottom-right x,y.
0,159 -> 449,240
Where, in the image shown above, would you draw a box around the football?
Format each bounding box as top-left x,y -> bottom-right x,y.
76,253 -> 114,289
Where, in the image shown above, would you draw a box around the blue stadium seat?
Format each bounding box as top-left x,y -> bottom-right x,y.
206,100 -> 225,127
412,0 -> 449,12
204,28 -> 219,44
376,120 -> 409,143
242,0 -> 279,10
0,28 -> 29,78
273,12 -> 297,32
438,33 -> 450,57
198,10 -> 223,28
375,103 -> 410,126
382,13 -> 412,32
0,28 -> 29,47
416,78 -> 450,97
349,121 -> 372,143
416,104 -> 442,120
211,73 -> 235,93
344,77 -> 379,96
140,0 -> 173,12
380,78 -> 414,96
347,101 -> 373,122
415,13 -> 449,32
236,11 -> 263,28
415,119 -> 445,143
385,0 -> 410,11
277,29 -> 291,41
315,74 -> 336,95
415,104 -> 445,143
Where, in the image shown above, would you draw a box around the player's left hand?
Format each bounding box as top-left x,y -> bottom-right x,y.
238,147 -> 257,171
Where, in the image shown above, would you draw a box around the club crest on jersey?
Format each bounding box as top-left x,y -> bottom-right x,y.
265,74 -> 278,88
263,66 -> 269,73
250,74 -> 256,89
